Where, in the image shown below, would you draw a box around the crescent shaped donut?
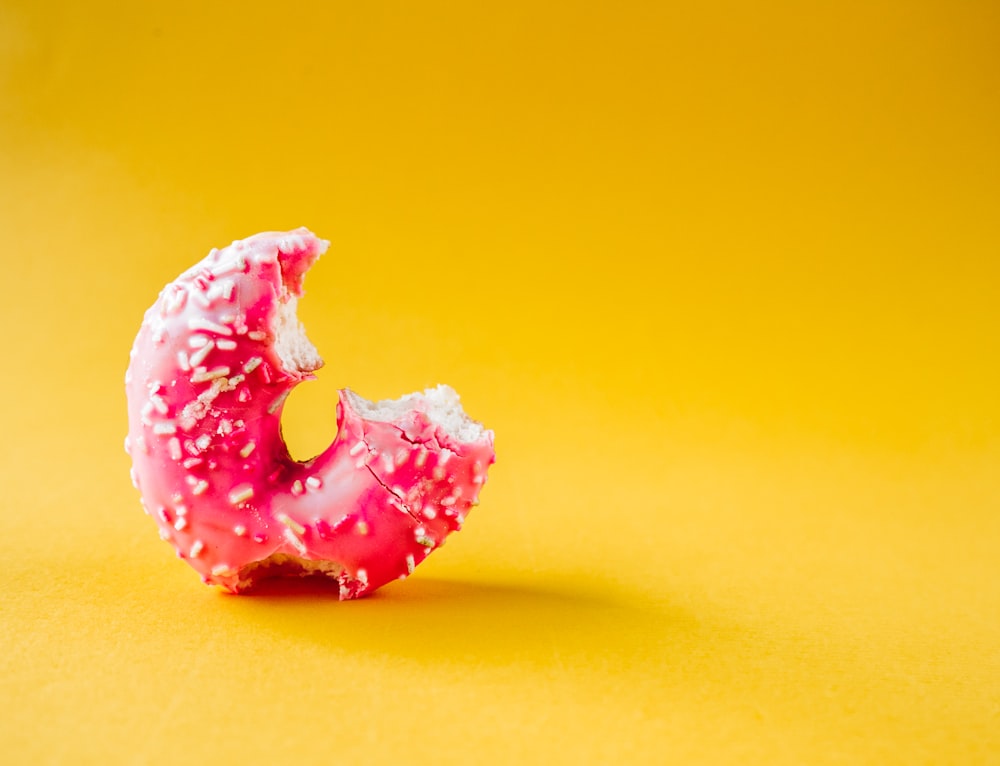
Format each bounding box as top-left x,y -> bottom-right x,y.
124,228 -> 495,598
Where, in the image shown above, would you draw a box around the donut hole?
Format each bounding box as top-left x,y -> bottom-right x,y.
279,377 -> 340,462
273,257 -> 334,461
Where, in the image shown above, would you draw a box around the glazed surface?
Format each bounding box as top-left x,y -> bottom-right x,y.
125,229 -> 494,597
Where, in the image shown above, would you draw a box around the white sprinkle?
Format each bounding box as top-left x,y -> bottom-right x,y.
188,340 -> 215,367
190,366 -> 230,383
239,442 -> 256,458
189,540 -> 204,558
129,467 -> 139,489
229,485 -> 254,505
195,434 -> 212,451
221,280 -> 236,301
432,466 -> 446,481
277,512 -> 306,535
439,449 -> 452,466
405,554 -> 415,574
124,436 -> 131,455
141,401 -> 155,419
168,438 -> 182,461
441,496 -> 455,507
423,507 -> 437,519
206,282 -> 223,303
192,480 -> 209,496
150,394 -> 169,415
243,356 -> 262,373
188,316 -> 233,336
218,419 -> 233,436
267,391 -> 289,414
159,527 -> 171,540
136,435 -> 149,455
283,527 -> 307,555
290,480 -> 304,496
177,350 -> 191,371
306,476 -> 322,490
188,334 -> 211,348
356,568 -> 369,587
227,374 -> 245,387
211,564 -> 235,577
395,449 -> 409,467
214,256 -> 243,276
182,457 -> 203,469
153,422 -> 176,435
233,524 -> 247,537
216,339 -> 238,351
381,453 -> 395,474
355,456 -> 368,469
248,331 -> 267,341
165,288 -> 188,314
349,441 -> 366,457
174,517 -> 188,531
180,377 -> 231,428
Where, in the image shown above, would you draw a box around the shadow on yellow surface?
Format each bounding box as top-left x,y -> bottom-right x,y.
217,574 -> 702,668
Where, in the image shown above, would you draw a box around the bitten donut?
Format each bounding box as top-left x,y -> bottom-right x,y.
124,228 -> 495,598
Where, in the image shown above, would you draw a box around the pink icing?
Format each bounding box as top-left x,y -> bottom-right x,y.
124,228 -> 495,598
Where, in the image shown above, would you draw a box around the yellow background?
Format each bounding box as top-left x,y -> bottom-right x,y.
2,1 -> 998,763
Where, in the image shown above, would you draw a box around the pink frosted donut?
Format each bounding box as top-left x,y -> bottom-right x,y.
124,228 -> 495,598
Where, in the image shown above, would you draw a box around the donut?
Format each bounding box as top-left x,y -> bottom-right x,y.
124,228 -> 495,598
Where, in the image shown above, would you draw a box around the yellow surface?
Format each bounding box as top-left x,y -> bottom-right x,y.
1,1 -> 998,763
